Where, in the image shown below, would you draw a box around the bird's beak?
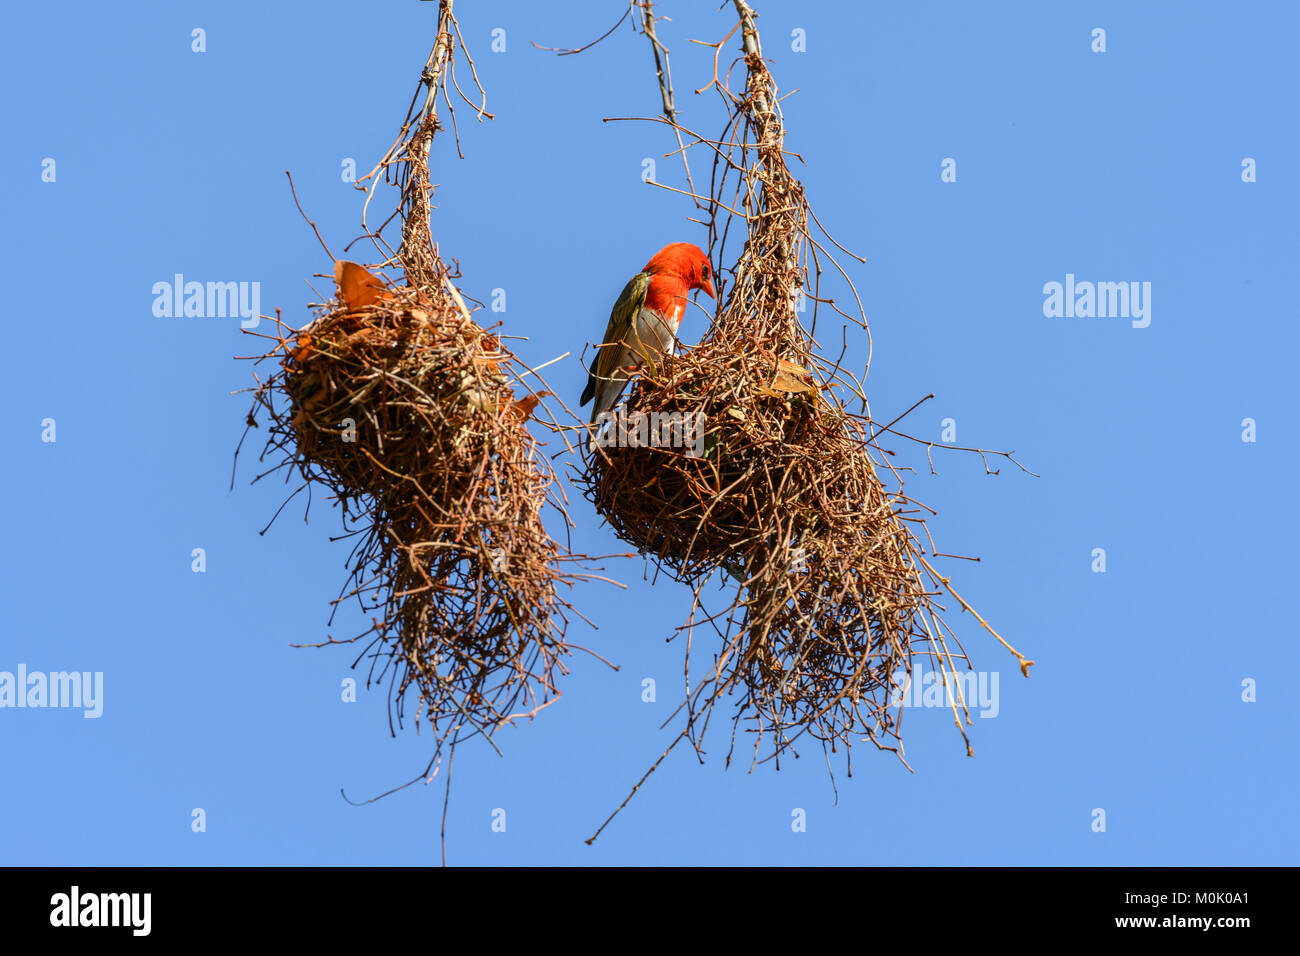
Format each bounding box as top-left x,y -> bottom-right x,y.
700,276 -> 716,299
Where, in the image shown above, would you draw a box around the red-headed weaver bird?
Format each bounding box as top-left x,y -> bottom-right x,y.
580,242 -> 716,444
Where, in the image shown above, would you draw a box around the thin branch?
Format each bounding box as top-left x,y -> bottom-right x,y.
531,2 -> 634,55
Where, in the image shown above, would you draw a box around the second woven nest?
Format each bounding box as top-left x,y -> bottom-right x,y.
581,326 -> 933,755
575,8 -> 1030,773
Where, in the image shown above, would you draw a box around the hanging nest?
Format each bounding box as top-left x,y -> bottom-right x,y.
586,338 -> 928,735
577,0 -> 1032,839
238,8 -> 583,775
254,256 -> 569,744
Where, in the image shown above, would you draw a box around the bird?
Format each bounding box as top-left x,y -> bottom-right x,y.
580,242 -> 715,445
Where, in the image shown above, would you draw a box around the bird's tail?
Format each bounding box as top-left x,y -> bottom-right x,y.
587,393 -> 608,452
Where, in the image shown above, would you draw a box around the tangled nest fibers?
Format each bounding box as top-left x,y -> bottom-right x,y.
272,267 -> 569,740
577,1 -> 1032,819
241,30 -> 576,768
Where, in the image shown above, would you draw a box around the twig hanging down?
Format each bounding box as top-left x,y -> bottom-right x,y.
637,2 -> 700,205
531,2 -> 634,55
534,2 -> 701,206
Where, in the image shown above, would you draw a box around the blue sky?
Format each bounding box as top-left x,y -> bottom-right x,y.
2,0 -> 1296,865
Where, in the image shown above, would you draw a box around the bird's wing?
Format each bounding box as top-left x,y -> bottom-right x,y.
582,271 -> 650,406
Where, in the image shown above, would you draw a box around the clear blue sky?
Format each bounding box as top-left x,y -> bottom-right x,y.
2,0 -> 1296,865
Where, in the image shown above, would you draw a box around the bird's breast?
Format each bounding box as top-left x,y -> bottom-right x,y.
633,305 -> 682,354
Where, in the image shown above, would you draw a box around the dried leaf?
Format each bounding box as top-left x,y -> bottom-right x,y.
301,384 -> 329,413
506,390 -> 553,424
290,333 -> 314,364
474,333 -> 503,372
334,260 -> 392,310
346,327 -> 378,348
769,359 -> 816,395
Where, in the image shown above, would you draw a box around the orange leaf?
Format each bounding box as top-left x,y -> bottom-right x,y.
769,359 -> 816,395
474,334 -> 503,372
506,390 -> 553,424
346,327 -> 378,347
290,332 -> 314,364
334,260 -> 392,311
301,384 -> 329,414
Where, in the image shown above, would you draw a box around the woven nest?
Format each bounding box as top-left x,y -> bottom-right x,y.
241,36 -> 576,763
246,260 -> 571,748
579,4 -> 1029,826
580,327 -> 933,754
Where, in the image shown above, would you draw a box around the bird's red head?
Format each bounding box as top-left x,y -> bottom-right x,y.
644,242 -> 716,299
